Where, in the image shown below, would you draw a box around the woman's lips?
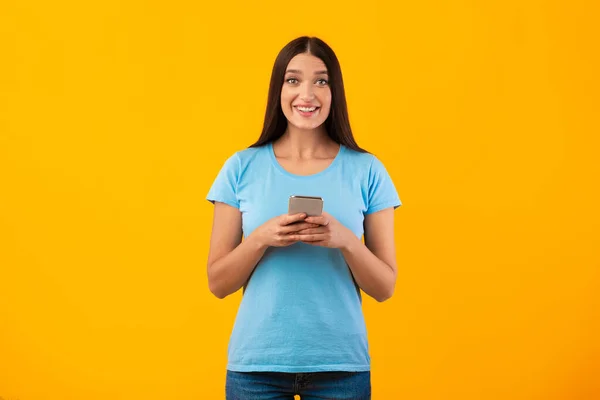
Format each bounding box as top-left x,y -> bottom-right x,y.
294,105 -> 320,117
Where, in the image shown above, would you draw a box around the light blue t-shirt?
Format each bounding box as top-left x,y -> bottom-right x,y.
206,142 -> 401,373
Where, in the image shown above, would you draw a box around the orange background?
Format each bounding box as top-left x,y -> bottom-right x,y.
1,1 -> 599,399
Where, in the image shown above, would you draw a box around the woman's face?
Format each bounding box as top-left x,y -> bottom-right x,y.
281,53 -> 332,131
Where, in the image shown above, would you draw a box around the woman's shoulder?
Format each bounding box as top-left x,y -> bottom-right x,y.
236,145 -> 269,164
340,147 -> 395,182
217,145 -> 269,177
340,146 -> 378,167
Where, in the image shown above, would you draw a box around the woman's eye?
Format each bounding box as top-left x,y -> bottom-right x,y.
316,79 -> 329,86
286,78 -> 298,84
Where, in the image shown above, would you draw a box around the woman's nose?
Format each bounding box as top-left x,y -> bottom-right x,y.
299,82 -> 315,100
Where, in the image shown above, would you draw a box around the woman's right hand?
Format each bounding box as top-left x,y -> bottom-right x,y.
248,213 -> 319,248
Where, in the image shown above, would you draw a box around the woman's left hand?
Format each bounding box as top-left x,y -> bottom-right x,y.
288,212 -> 355,249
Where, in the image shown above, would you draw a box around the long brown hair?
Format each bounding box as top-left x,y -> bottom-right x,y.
249,36 -> 367,153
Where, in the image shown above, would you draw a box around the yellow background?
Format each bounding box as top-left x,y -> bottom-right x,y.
1,0 -> 599,399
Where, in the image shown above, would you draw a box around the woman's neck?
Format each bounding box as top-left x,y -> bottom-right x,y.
275,126 -> 338,160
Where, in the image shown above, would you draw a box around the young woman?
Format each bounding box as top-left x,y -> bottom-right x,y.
206,36 -> 402,400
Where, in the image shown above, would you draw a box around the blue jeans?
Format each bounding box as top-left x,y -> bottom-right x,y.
225,370 -> 371,400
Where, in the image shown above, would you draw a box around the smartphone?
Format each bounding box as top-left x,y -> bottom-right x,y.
288,195 -> 323,217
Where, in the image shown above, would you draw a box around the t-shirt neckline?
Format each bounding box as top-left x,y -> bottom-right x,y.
268,141 -> 345,179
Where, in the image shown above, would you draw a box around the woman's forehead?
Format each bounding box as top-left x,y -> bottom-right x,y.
286,54 -> 328,73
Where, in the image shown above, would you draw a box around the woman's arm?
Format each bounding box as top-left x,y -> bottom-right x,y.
297,208 -> 398,302
207,202 -> 267,299
207,202 -> 317,299
341,207 -> 398,302
294,209 -> 398,302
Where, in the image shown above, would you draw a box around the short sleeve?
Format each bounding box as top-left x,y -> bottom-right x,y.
365,156 -> 402,215
206,153 -> 240,209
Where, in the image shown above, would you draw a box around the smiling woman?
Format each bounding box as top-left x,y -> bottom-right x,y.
206,36 -> 402,400
280,56 -> 331,128
250,36 -> 365,152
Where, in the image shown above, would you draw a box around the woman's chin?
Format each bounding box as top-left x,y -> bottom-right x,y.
289,119 -> 326,131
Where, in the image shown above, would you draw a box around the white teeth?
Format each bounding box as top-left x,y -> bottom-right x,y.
297,106 -> 317,112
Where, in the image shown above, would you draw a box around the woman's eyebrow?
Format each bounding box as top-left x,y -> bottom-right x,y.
285,69 -> 329,75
